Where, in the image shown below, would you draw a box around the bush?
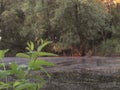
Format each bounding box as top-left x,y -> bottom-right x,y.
98,39 -> 120,56
0,41 -> 57,90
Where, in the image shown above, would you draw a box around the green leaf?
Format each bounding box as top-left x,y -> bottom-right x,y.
27,51 -> 38,59
13,81 -> 23,87
16,53 -> 30,58
0,63 -> 5,68
38,60 -> 55,66
29,60 -> 55,68
0,82 -> 10,89
15,83 -> 31,90
0,51 -> 5,60
30,41 -> 34,51
0,70 -> 11,78
39,65 -> 51,78
37,41 -> 52,51
10,63 -> 19,75
0,50 -> 4,60
26,41 -> 34,51
40,39 -> 44,44
31,76 -> 46,88
37,52 -> 58,57
16,69 -> 25,79
29,60 -> 41,70
26,47 -> 30,51
37,82 -> 46,90
27,42 -> 31,48
27,51 -> 57,57
29,60 -> 54,77
10,63 -> 18,72
3,49 -> 9,53
10,63 -> 25,79
15,83 -> 36,90
0,49 -> 9,60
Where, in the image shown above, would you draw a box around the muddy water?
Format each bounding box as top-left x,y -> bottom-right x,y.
4,57 -> 120,90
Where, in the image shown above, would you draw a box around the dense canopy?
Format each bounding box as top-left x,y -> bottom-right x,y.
0,0 -> 120,56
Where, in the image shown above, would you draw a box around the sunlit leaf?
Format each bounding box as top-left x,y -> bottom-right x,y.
13,81 -> 23,87
30,41 -> 34,51
37,41 -> 52,51
0,82 -> 10,89
37,52 -> 58,57
15,83 -> 36,90
16,53 -> 30,58
26,41 -> 34,51
3,49 -> 9,53
0,50 -> 4,60
26,47 -> 30,51
27,42 -> 31,48
0,49 -> 8,60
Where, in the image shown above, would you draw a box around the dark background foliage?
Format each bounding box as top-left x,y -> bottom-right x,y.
0,0 -> 120,56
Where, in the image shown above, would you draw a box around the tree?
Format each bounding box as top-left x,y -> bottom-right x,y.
21,0 -> 57,41
0,0 -> 57,56
0,0 -> 26,55
53,0 -> 112,55
0,0 -> 117,56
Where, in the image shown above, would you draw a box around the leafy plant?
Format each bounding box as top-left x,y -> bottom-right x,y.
0,49 -> 11,90
0,40 -> 57,90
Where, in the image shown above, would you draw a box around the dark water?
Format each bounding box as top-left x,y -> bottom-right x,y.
3,57 -> 120,90
41,71 -> 120,90
41,57 -> 120,90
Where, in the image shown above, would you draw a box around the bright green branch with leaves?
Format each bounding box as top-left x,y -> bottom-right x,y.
0,40 -> 57,90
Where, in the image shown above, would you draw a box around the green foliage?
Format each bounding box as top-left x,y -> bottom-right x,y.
0,49 -> 9,60
0,49 -> 10,89
0,0 -> 120,56
98,39 -> 120,55
0,0 -> 57,56
111,7 -> 120,38
0,41 -> 56,90
53,0 -> 112,55
96,6 -> 120,56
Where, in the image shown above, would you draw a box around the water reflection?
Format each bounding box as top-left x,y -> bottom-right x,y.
96,59 -> 102,66
82,58 -> 86,64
